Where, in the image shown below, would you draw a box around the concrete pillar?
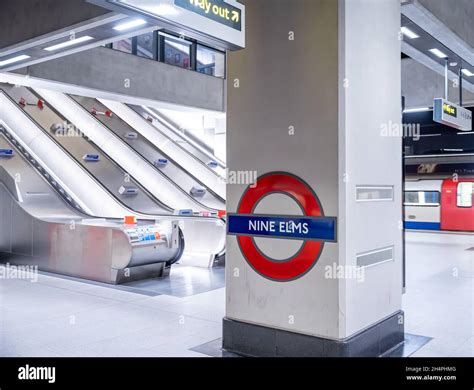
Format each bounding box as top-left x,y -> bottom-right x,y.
224,0 -> 404,357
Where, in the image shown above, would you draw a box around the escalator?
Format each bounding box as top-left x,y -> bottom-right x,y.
5,85 -> 171,216
132,104 -> 226,178
99,99 -> 226,201
0,85 -> 226,267
0,121 -> 184,284
70,95 -> 225,212
36,88 -> 222,214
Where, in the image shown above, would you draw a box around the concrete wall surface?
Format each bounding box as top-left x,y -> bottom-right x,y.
15,47 -> 225,112
0,0 -> 110,50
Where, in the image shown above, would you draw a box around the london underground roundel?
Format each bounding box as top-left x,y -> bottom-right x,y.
227,172 -> 337,282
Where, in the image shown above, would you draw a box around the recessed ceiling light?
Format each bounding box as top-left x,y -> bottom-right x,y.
0,54 -> 31,67
401,27 -> 419,39
44,36 -> 94,52
150,5 -> 179,16
462,69 -> 474,77
403,107 -> 431,113
113,19 -> 147,32
429,48 -> 448,59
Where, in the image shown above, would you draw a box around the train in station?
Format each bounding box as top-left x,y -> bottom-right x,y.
404,177 -> 474,233
403,135 -> 474,233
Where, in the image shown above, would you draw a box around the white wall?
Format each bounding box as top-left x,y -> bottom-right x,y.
339,0 -> 403,338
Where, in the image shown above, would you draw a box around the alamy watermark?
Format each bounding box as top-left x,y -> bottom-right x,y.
218,169 -> 258,188
18,365 -> 55,384
0,263 -> 38,282
380,121 -> 420,141
50,121 -> 91,139
325,262 -> 365,283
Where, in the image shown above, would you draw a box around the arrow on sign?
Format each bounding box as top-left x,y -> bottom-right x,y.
231,10 -> 239,22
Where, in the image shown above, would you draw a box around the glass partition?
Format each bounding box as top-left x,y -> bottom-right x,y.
136,32 -> 155,59
112,38 -> 133,54
106,30 -> 226,78
197,44 -> 225,78
160,33 -> 192,70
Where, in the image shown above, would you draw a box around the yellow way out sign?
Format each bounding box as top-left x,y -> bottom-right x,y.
175,0 -> 242,31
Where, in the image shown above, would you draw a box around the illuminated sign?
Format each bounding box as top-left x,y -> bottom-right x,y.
89,0 -> 245,50
443,102 -> 457,117
433,98 -> 472,131
175,0 -> 241,31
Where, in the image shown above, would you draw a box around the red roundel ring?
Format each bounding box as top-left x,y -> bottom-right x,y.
236,172 -> 325,281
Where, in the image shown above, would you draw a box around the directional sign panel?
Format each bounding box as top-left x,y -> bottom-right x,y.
175,0 -> 242,31
433,98 -> 472,131
90,0 -> 245,50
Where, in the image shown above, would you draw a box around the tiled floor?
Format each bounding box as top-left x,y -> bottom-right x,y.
0,265 -> 225,357
123,265 -> 225,297
404,231 -> 474,357
0,231 -> 472,357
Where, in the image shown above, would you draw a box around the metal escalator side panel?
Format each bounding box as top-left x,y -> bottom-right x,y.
0,172 -> 183,283
0,165 -> 22,203
0,130 -> 86,219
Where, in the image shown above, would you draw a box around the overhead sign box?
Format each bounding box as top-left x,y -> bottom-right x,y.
89,0 -> 245,50
433,98 -> 472,131
174,0 -> 241,31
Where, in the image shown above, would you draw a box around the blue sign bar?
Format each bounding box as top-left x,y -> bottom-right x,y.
154,158 -> 169,167
83,154 -> 100,162
0,149 -> 14,157
228,214 -> 337,242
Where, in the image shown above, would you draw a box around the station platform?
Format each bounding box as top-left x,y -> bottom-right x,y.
0,265 -> 225,357
1,231 -> 472,357
404,231 -> 474,357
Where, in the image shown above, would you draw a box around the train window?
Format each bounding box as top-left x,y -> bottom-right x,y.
404,192 -> 420,204
404,191 -> 440,206
457,182 -> 474,208
424,191 -> 440,204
